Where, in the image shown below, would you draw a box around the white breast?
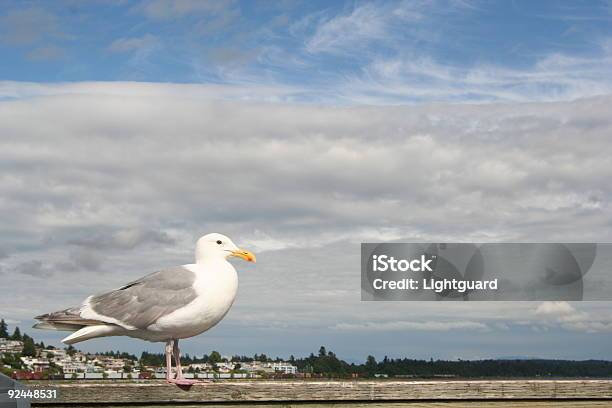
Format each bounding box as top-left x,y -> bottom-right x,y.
148,260 -> 238,339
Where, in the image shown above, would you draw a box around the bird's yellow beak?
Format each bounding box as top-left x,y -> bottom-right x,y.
231,249 -> 256,263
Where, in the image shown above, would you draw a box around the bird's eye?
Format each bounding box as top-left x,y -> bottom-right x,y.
216,240 -> 223,245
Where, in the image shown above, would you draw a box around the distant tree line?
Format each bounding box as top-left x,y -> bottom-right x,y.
140,345 -> 612,378
98,350 -> 138,361
291,347 -> 612,378
3,318 -> 612,378
138,349 -> 289,368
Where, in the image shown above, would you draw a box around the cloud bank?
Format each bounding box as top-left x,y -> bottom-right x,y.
1,82 -> 611,358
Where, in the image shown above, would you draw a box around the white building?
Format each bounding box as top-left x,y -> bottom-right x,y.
55,359 -> 88,374
41,348 -> 67,359
241,362 -> 272,373
0,338 -> 24,354
216,361 -> 235,372
239,361 -> 297,374
91,356 -> 129,371
20,357 -> 50,372
269,362 -> 298,375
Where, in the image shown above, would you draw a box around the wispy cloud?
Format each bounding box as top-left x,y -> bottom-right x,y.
0,2 -> 611,105
303,1 -> 474,55
334,39 -> 612,103
305,3 -> 405,54
108,34 -> 159,54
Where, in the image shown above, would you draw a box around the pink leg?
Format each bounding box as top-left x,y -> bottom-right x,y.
173,339 -> 184,379
167,339 -> 206,386
164,340 -> 174,382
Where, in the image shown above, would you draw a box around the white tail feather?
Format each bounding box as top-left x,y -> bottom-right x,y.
62,325 -> 122,344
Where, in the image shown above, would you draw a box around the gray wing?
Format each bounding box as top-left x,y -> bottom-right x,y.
88,266 -> 197,330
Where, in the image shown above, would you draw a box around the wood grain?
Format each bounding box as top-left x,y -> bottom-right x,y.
24,379 -> 612,405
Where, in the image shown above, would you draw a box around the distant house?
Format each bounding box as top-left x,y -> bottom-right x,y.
240,361 -> 298,375
57,360 -> 88,374
20,357 -> 50,373
0,338 -> 24,354
216,362 -> 234,373
95,356 -> 128,371
42,348 -> 67,359
268,362 -> 298,375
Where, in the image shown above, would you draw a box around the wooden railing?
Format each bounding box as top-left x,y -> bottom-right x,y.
20,379 -> 612,406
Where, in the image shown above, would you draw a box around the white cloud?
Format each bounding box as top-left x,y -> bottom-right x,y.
534,301 -> 576,317
303,1 -> 472,55
560,321 -> 612,333
0,81 -> 300,103
0,82 -> 611,253
108,34 -> 158,53
533,302 -> 612,333
305,3 -> 396,54
341,40 -> 612,103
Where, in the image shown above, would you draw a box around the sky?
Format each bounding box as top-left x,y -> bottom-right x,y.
1,0 -> 612,362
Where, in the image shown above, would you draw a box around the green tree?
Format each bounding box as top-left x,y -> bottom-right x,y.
22,335 -> 36,357
209,351 -> 222,364
139,351 -> 164,366
0,319 -> 8,338
11,326 -> 22,341
365,355 -> 378,377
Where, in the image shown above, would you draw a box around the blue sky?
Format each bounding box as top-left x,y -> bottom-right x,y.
2,1 -> 612,103
1,1 -> 612,362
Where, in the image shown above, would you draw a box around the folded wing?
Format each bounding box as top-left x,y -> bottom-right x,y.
35,266 -> 198,332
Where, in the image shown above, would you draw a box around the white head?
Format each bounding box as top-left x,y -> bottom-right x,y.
195,233 -> 256,264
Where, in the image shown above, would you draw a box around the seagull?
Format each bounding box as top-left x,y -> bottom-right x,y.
33,233 -> 255,386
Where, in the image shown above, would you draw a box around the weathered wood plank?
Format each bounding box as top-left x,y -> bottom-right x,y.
34,402 -> 612,408
22,379 -> 612,405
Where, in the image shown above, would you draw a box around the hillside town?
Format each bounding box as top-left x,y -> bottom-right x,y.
0,319 -> 298,380
4,319 -> 612,380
